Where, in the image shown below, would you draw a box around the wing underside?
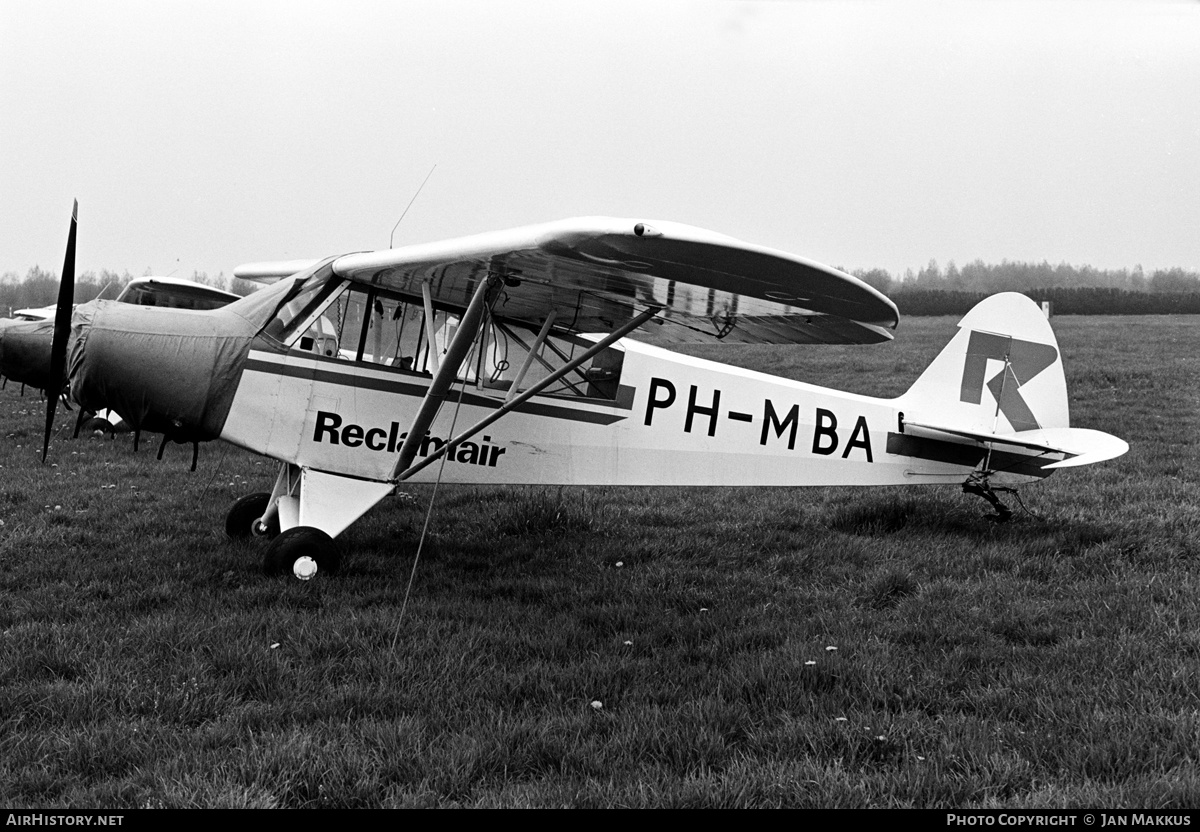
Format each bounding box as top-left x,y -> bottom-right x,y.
308,218 -> 899,346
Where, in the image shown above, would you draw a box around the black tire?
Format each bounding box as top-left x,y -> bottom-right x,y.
80,417 -> 114,436
225,492 -> 275,540
263,526 -> 342,578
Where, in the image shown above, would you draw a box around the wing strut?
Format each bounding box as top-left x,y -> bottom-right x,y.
505,310 -> 557,404
392,305 -> 663,483
391,274 -> 501,478
421,280 -> 441,375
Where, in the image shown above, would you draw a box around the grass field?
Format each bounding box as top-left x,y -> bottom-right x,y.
1,314 -> 1197,808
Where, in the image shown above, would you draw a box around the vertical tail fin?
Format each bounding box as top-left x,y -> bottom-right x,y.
897,292 -> 1068,434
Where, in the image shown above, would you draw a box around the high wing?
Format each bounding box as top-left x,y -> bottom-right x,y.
235,217 -> 899,345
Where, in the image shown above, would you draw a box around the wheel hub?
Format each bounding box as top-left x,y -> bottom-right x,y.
293,556 -> 318,581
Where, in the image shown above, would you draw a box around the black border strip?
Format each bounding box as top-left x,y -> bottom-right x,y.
885,433 -> 1055,479
243,355 -> 632,426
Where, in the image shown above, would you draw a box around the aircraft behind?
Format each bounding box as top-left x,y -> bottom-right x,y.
0,275 -> 240,394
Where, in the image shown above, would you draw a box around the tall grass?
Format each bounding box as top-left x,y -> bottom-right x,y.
1,315 -> 1197,807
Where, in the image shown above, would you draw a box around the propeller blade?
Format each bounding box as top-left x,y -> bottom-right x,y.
42,200 -> 77,463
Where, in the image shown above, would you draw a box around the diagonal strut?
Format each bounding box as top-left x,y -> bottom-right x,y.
393,305 -> 662,483
390,274 -> 501,479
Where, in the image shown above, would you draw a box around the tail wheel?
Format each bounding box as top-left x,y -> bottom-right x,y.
225,492 -> 278,540
264,526 -> 342,579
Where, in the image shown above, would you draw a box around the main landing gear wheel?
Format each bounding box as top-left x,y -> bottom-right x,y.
264,526 -> 342,580
79,416 -> 114,437
225,492 -> 279,540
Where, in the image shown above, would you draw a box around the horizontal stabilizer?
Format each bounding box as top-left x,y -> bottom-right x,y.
904,420 -> 1128,469
1032,428 -> 1130,469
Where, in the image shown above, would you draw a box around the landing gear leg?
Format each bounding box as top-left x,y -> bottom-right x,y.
962,474 -> 1013,523
225,492 -> 280,539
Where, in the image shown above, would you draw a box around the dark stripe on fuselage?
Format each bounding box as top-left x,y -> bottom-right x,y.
243,354 -> 632,426
885,433 -> 1057,479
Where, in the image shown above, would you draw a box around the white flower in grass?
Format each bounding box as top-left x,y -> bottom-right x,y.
590,700 -> 603,710
623,640 -> 633,646
825,645 -> 837,651
804,660 -> 816,666
835,717 -> 847,722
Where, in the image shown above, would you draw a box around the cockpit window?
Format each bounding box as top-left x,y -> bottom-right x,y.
273,268 -> 345,345
279,280 -> 624,401
324,285 -> 460,373
119,284 -> 237,310
478,320 -> 623,401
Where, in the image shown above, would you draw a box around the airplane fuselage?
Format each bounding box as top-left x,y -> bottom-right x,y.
219,339 -> 1048,489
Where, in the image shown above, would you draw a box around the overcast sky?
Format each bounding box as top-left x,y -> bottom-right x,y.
3,0 -> 1198,282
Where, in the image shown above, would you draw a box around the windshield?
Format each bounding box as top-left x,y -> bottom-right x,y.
116,282 -> 239,310
230,257 -> 341,336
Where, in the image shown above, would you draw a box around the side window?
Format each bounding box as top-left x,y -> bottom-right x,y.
295,315 -> 340,358
479,321 -> 624,401
277,280 -> 623,399
322,285 -> 465,376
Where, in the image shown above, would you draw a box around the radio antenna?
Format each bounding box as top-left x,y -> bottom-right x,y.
390,164 -> 437,248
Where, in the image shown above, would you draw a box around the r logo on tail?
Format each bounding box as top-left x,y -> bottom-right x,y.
959,331 -> 1059,431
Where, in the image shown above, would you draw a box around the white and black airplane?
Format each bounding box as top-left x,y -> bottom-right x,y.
38,203 -> 1127,579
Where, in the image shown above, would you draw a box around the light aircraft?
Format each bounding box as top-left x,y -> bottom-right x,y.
39,202 -> 1127,579
11,277 -> 238,322
112,276 -> 241,310
0,275 -> 240,394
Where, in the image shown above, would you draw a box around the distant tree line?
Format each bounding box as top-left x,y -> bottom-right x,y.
850,259 -> 1200,295
888,288 -> 1200,317
847,260 -> 1200,316
0,267 -> 253,317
